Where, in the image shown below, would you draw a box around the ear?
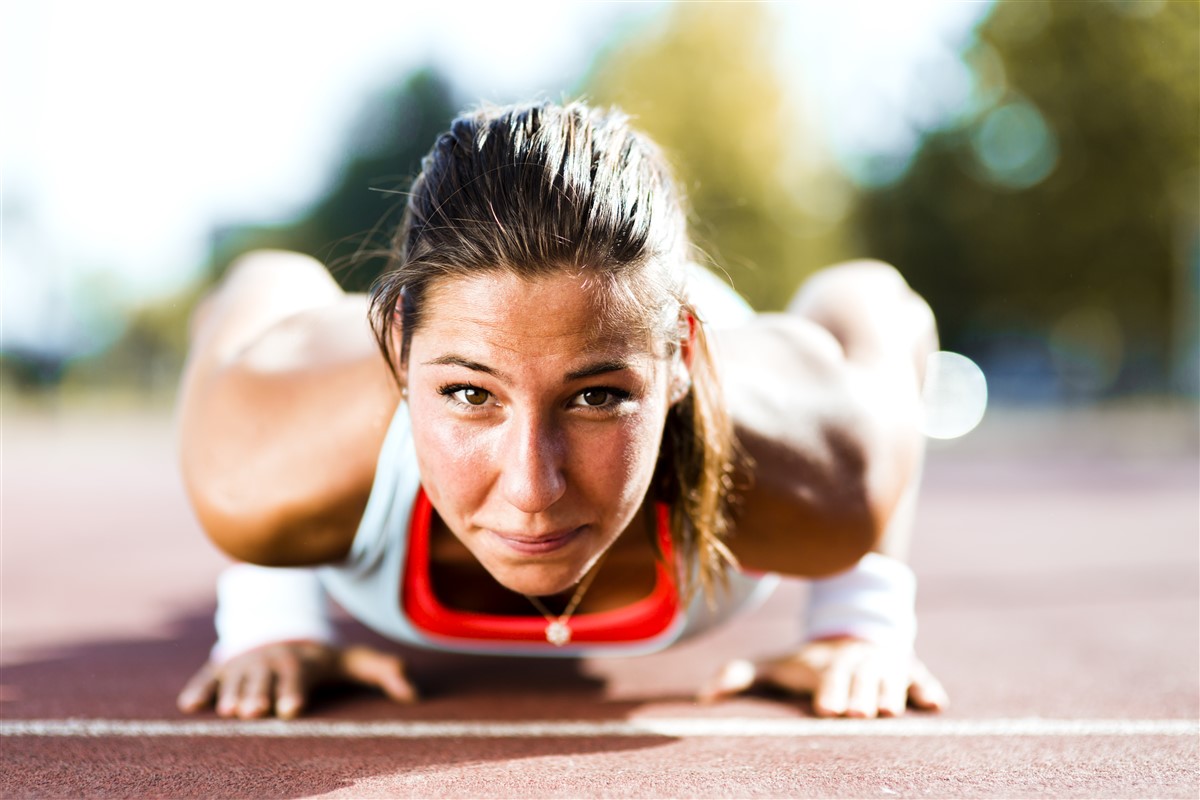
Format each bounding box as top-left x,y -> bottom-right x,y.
678,309 -> 698,370
670,310 -> 697,406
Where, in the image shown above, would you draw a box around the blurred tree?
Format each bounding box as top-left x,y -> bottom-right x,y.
585,3 -> 856,311
62,294 -> 193,396
208,68 -> 459,292
856,0 -> 1198,397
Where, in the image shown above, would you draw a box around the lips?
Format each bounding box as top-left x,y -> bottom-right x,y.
487,526 -> 585,556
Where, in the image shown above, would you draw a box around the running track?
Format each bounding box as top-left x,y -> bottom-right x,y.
3,406 -> 1197,798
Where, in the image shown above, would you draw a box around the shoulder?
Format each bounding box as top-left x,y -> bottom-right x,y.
180,297 -> 401,567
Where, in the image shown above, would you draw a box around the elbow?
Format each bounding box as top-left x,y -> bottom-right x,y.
796,471 -> 878,579
181,455 -> 355,567
184,474 -> 296,566
731,423 -> 877,578
191,501 -> 351,568
796,419 -> 881,577
814,356 -> 926,569
179,430 -> 302,566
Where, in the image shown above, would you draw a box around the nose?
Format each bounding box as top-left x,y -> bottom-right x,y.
499,410 -> 567,514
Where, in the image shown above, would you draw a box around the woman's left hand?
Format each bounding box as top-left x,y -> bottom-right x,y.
699,636 -> 949,717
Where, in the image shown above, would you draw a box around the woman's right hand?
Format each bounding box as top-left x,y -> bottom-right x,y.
176,641 -> 418,719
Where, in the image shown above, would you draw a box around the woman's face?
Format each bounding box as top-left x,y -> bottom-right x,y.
403,270 -> 682,597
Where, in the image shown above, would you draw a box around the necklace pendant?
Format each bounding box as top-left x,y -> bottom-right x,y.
545,619 -> 572,646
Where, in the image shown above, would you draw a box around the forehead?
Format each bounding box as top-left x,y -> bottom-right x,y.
416,270 -> 659,359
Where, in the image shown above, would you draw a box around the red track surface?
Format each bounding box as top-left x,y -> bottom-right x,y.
3,407 -> 1198,798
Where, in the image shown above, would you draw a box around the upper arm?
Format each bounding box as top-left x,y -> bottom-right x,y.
178,298 -> 401,566
716,314 -> 917,577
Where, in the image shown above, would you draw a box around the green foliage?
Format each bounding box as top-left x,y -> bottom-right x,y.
585,4 -> 856,311
856,0 -> 1199,395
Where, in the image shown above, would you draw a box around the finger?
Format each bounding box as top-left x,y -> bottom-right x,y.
340,646 -> 418,704
907,658 -> 950,711
697,659 -> 758,704
215,668 -> 244,718
811,658 -> 853,717
877,666 -> 909,717
273,656 -> 307,720
844,661 -> 884,719
177,662 -> 218,713
237,663 -> 273,719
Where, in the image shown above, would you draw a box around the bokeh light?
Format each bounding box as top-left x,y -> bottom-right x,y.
970,98 -> 1059,189
922,352 -> 989,440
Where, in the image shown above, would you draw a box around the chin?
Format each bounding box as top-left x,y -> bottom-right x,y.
491,564 -> 582,598
501,574 -> 574,599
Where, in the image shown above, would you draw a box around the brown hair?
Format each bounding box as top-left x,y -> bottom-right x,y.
369,101 -> 737,602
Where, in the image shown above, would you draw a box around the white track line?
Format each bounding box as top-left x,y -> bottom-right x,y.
2,718 -> 1196,738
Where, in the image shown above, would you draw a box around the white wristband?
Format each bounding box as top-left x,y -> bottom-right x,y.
805,553 -> 918,652
211,563 -> 336,663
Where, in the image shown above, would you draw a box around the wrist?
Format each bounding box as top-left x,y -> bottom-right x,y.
211,563 -> 336,663
804,552 -> 917,652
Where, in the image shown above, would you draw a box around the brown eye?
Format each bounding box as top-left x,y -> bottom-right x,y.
461,387 -> 489,406
580,389 -> 610,407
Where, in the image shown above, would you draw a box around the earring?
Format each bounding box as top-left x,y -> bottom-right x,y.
671,376 -> 692,404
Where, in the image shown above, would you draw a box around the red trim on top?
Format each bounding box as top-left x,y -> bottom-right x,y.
402,489 -> 681,645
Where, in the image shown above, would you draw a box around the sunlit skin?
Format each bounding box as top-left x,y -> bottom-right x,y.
403,271 -> 685,598
176,250 -> 950,720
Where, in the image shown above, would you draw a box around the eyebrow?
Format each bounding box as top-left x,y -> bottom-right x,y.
423,355 -> 510,381
422,355 -> 633,383
565,360 -> 633,381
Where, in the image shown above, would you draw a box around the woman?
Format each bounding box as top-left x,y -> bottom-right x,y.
176,101 -> 949,721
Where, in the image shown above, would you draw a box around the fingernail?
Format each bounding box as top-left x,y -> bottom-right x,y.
277,697 -> 300,718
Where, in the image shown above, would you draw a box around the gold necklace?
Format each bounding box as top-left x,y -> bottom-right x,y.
523,551 -> 610,646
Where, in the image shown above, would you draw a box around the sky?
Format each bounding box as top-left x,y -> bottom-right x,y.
1,0 -> 991,357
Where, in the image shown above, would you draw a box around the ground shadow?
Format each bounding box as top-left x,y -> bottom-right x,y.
0,605 -> 680,799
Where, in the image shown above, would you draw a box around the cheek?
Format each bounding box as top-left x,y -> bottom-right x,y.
577,410 -> 669,508
409,404 -> 495,511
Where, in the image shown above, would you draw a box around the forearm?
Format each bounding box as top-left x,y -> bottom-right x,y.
803,431 -> 924,650
718,315 -> 880,577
